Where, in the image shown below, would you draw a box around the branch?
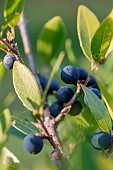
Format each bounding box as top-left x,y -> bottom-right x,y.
18,13 -> 43,94
0,36 -> 23,63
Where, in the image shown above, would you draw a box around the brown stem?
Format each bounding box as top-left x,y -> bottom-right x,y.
0,37 -> 23,63
18,13 -> 43,94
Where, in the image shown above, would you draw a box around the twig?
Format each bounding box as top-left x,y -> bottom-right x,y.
18,13 -> 43,94
0,37 -> 23,63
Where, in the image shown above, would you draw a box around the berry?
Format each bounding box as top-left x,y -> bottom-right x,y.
77,67 -> 88,81
39,75 -> 59,94
68,100 -> 82,116
23,135 -> 43,154
48,79 -> 59,94
87,76 -> 100,90
61,65 -> 79,84
90,88 -> 101,99
91,132 -> 112,150
56,87 -> 74,103
50,101 -> 63,117
3,54 -> 17,69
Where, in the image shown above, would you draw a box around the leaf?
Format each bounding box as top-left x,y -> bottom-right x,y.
0,44 -> 8,52
65,39 -> 77,65
13,61 -> 41,111
37,16 -> 66,61
81,84 -> 112,133
97,79 -> 113,121
77,5 -> 100,61
42,51 -> 65,103
0,109 -> 11,149
0,62 -> 5,82
4,0 -> 25,27
91,13 -> 113,62
12,116 -> 40,135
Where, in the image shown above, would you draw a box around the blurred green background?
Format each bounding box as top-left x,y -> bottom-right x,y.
1,0 -> 113,170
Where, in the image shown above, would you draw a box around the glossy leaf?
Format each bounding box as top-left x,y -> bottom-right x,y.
37,16 -> 66,61
81,84 -> 112,133
91,16 -> 113,62
13,61 -> 41,111
4,0 -> 25,27
12,116 -> 40,135
0,109 -> 11,149
97,79 -> 113,120
77,5 -> 100,61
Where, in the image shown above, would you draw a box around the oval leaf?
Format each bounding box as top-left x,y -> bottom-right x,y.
97,79 -> 113,121
12,116 -> 40,135
77,5 -> 100,61
81,84 -> 112,133
37,16 -> 66,61
4,0 -> 25,27
13,61 -> 41,111
0,109 -> 11,149
91,17 -> 113,62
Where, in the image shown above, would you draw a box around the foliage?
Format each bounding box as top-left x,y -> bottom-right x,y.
0,1 -> 113,170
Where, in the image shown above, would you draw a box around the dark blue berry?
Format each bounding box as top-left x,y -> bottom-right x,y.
91,132 -> 112,150
3,54 -> 17,69
48,79 -> 59,94
50,101 -> 63,117
87,76 -> 100,90
56,87 -> 74,103
90,88 -> 101,99
77,67 -> 88,81
39,75 -> 59,94
68,100 -> 82,116
61,65 -> 79,84
23,135 -> 43,154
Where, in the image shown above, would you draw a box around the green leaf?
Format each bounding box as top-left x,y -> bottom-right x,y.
0,44 -> 8,52
97,79 -> 113,121
65,39 -> 77,65
0,109 -> 11,149
12,116 -> 40,135
91,15 -> 113,62
0,62 -> 5,82
77,5 -> 100,61
13,61 -> 41,111
37,16 -> 66,61
81,84 -> 112,133
4,0 -> 25,27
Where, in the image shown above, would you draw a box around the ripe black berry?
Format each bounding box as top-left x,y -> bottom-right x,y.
3,54 -> 17,69
77,67 -> 88,81
68,100 -> 82,116
23,135 -> 43,154
56,86 -> 74,103
50,101 -> 63,117
87,76 -> 100,90
90,88 -> 101,99
39,75 -> 59,94
91,132 -> 112,150
61,65 -> 79,84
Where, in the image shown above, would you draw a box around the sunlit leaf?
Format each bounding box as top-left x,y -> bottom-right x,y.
77,5 -> 100,61
4,0 -> 25,27
91,13 -> 113,62
12,116 -> 40,135
37,16 -> 66,61
0,62 -> 5,82
81,84 -> 112,133
13,61 -> 41,111
97,79 -> 113,120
